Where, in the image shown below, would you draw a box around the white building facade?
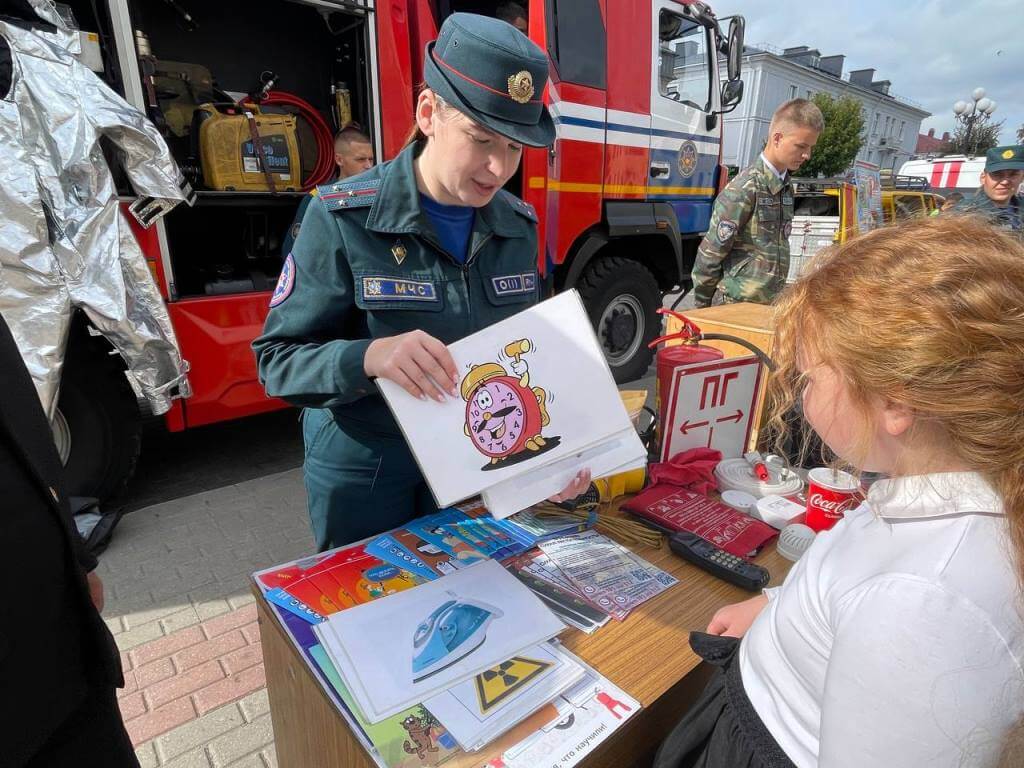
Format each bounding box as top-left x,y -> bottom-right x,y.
720,45 -> 930,172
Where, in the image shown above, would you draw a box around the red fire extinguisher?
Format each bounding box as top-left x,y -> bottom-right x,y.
646,308 -> 777,458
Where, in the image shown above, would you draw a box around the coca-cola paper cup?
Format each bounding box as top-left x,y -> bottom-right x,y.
805,467 -> 862,532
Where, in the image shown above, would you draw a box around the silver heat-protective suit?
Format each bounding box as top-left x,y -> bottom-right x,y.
0,0 -> 194,419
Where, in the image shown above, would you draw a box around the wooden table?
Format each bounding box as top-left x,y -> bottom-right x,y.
255,514 -> 791,768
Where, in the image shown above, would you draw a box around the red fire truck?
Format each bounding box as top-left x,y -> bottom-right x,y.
54,0 -> 744,501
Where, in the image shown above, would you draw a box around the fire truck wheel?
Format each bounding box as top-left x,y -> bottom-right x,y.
579,255 -> 661,384
54,338 -> 142,505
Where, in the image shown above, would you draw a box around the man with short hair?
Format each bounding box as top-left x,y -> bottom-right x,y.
496,1 -> 528,34
333,125 -> 375,178
692,98 -> 824,306
948,145 -> 1023,234
283,126 -> 375,253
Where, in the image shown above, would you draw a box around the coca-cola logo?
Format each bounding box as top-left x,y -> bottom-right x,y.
809,492 -> 855,516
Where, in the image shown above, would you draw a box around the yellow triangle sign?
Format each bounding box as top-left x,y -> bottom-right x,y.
474,655 -> 552,713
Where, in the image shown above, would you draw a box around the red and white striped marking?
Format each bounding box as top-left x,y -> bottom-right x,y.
930,160 -> 963,189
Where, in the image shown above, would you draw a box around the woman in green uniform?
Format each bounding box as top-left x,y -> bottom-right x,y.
254,13 -> 589,550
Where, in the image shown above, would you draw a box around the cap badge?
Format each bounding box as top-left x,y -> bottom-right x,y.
1003,149 -> 1015,160
507,71 -> 535,104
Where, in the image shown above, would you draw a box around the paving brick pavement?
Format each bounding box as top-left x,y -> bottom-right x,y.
99,468 -> 313,767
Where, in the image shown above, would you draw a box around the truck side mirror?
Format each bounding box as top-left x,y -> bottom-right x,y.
726,17 -> 744,82
720,79 -> 743,112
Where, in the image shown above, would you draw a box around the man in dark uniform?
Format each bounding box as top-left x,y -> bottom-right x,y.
0,313 -> 136,767
948,145 -> 1023,235
282,125 -> 375,255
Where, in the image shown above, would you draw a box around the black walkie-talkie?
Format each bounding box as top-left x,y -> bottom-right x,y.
669,531 -> 770,591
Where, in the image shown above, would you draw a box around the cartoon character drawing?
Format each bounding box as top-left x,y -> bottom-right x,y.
428,526 -> 488,564
401,714 -> 438,759
461,339 -> 559,469
354,566 -> 419,602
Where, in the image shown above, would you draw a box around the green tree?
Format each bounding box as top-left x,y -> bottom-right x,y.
798,93 -> 865,178
947,119 -> 1003,156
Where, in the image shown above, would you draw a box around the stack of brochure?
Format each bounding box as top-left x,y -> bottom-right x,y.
364,504 -> 542,582
503,506 -> 593,544
504,550 -> 611,634
253,521 -> 654,766
538,530 -> 678,621
313,559 -> 594,751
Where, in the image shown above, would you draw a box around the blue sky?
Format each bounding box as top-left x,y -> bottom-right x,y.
715,0 -> 1023,146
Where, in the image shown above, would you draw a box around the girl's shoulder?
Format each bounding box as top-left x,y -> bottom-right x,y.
820,508 -> 1017,633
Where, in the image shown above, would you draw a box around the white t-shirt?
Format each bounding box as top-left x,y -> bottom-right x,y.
740,472 -> 1024,767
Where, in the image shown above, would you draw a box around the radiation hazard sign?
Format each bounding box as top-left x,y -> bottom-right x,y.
474,656 -> 552,713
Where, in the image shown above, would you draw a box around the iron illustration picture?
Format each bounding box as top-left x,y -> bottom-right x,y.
412,592 -> 503,682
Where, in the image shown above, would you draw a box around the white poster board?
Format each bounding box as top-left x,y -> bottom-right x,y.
660,355 -> 763,461
378,291 -> 645,515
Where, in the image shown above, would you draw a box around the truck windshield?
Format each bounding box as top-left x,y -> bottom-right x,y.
657,10 -> 712,112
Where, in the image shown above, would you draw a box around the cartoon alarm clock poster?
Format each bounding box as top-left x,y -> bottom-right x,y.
460,338 -> 562,470
375,290 -> 642,510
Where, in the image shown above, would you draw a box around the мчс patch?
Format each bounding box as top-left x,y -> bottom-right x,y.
361,277 -> 438,302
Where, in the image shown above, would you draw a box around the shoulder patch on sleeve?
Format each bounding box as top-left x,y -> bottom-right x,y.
318,178 -> 380,212
498,189 -> 538,223
269,253 -> 296,308
717,219 -> 737,242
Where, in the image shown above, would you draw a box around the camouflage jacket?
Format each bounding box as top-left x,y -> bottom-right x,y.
692,155 -> 794,307
947,190 -> 1022,235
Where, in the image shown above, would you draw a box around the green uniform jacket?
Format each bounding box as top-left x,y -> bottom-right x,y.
692,155 -> 794,307
253,143 -> 540,438
947,190 -> 1022,235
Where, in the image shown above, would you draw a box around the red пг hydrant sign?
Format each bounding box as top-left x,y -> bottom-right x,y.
661,355 -> 763,461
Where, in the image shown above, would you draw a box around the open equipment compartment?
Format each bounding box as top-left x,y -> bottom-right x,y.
123,0 -> 374,297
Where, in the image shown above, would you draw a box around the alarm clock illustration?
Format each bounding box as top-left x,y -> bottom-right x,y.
461,339 -> 556,468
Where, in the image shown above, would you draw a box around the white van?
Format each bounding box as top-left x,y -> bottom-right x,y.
898,155 -> 985,196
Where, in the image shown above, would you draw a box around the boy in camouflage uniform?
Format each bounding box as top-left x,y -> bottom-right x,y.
692,99 -> 824,307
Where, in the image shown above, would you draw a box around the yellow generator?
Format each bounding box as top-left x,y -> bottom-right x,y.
194,103 -> 301,192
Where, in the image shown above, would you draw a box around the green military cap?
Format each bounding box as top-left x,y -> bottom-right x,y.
424,12 -> 555,148
985,145 -> 1024,173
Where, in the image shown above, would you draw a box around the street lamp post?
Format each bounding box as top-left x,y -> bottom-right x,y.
953,88 -> 997,157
